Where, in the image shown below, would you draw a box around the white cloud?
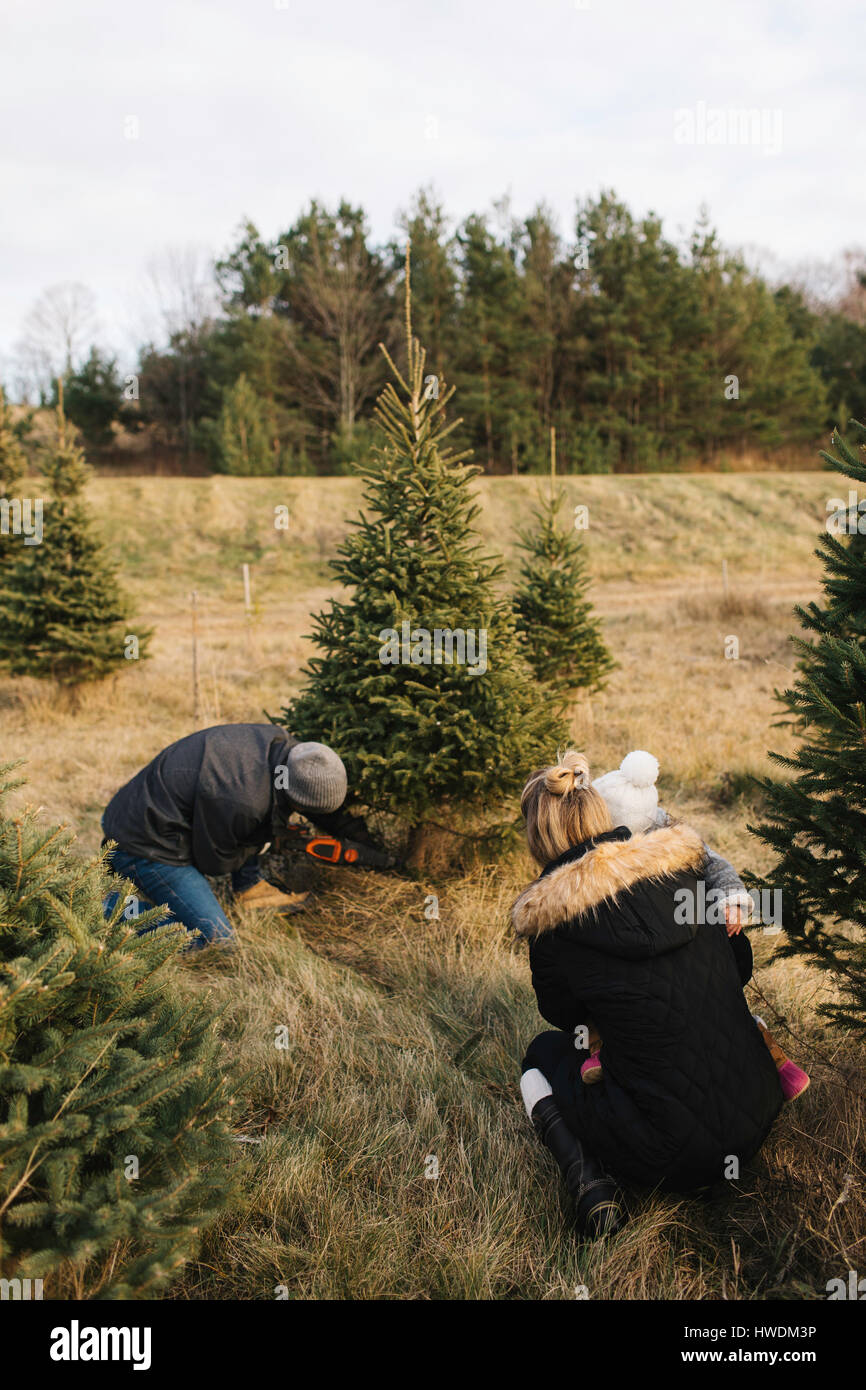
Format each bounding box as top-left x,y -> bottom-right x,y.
1,0 -> 863,373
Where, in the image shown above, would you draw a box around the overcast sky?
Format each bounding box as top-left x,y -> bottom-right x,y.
1,0 -> 863,378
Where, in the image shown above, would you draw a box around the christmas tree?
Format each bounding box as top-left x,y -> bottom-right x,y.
0,389 -> 150,687
0,771 -> 235,1295
284,249 -> 567,842
750,421 -> 866,1037
513,485 -> 614,697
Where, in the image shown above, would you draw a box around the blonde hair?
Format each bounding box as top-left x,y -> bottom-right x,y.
520,750 -> 613,867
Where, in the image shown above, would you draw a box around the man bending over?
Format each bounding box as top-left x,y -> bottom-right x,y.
102,722 -> 349,952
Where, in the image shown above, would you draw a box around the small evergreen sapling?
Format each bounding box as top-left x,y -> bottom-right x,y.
0,772 -> 235,1295
0,392 -> 150,687
513,488 -> 614,697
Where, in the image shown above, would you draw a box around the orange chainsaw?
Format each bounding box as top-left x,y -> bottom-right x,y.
276,819 -> 399,872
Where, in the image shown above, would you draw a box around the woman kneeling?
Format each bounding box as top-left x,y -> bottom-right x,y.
513,751 -> 783,1239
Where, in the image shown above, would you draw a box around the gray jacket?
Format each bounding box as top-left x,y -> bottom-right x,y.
102,723 -> 353,876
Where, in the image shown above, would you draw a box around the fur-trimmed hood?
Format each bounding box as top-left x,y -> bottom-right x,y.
512,823 -> 706,939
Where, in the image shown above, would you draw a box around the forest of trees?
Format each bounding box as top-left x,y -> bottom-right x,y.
10,189 -> 866,475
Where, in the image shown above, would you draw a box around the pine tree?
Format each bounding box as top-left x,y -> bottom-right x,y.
0,771 -> 235,1295
456,208 -> 534,472
0,386 -> 26,495
284,249 -> 567,840
514,485 -> 614,697
749,421 -> 866,1037
216,373 -> 275,475
520,205 -> 574,461
49,348 -> 128,450
394,188 -> 460,388
0,392 -> 150,687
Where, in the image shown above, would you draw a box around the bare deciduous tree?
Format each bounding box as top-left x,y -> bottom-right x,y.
14,282 -> 99,400
140,241 -> 218,344
281,203 -> 393,440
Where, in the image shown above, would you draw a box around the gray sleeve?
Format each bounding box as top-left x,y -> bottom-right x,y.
656,807 -> 753,919
702,846 -> 753,914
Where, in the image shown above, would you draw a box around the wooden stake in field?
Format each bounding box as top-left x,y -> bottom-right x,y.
242,563 -> 252,616
242,563 -> 254,656
191,589 -> 201,722
722,557 -> 729,599
210,657 -> 221,722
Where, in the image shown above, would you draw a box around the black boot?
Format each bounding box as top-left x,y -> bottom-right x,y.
531,1095 -> 625,1238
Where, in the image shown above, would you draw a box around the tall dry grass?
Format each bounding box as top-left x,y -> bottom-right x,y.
4,471 -> 862,1299
164,871 -> 864,1301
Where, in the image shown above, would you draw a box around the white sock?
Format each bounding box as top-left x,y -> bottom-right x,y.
520,1068 -> 553,1118
752,1014 -> 766,1029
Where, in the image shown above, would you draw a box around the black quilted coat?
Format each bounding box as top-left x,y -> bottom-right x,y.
513,824 -> 783,1192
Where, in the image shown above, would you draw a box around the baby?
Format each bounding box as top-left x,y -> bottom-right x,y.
580,750 -> 809,1103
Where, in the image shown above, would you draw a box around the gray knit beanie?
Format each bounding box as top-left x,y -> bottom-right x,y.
284,742 -> 347,813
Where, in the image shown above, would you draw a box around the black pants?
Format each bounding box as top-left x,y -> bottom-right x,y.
521,1028 -> 591,1141
522,1027 -> 585,1080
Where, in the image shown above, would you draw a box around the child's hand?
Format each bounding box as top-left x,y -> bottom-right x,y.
725,904 -> 745,936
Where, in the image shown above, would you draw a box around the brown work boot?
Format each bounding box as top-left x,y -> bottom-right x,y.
234,880 -> 309,915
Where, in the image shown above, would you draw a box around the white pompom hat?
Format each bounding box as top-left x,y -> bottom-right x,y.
593,750 -> 660,834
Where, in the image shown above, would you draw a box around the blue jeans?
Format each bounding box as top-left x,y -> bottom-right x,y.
103,844 -> 262,951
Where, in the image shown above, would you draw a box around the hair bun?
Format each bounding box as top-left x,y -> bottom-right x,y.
544,751 -> 591,796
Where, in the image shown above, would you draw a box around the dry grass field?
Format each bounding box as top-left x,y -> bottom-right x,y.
3,470 -> 864,1300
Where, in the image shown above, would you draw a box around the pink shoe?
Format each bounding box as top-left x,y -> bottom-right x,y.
581,1054 -> 603,1085
777,1059 -> 810,1102
753,1017 -> 810,1103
